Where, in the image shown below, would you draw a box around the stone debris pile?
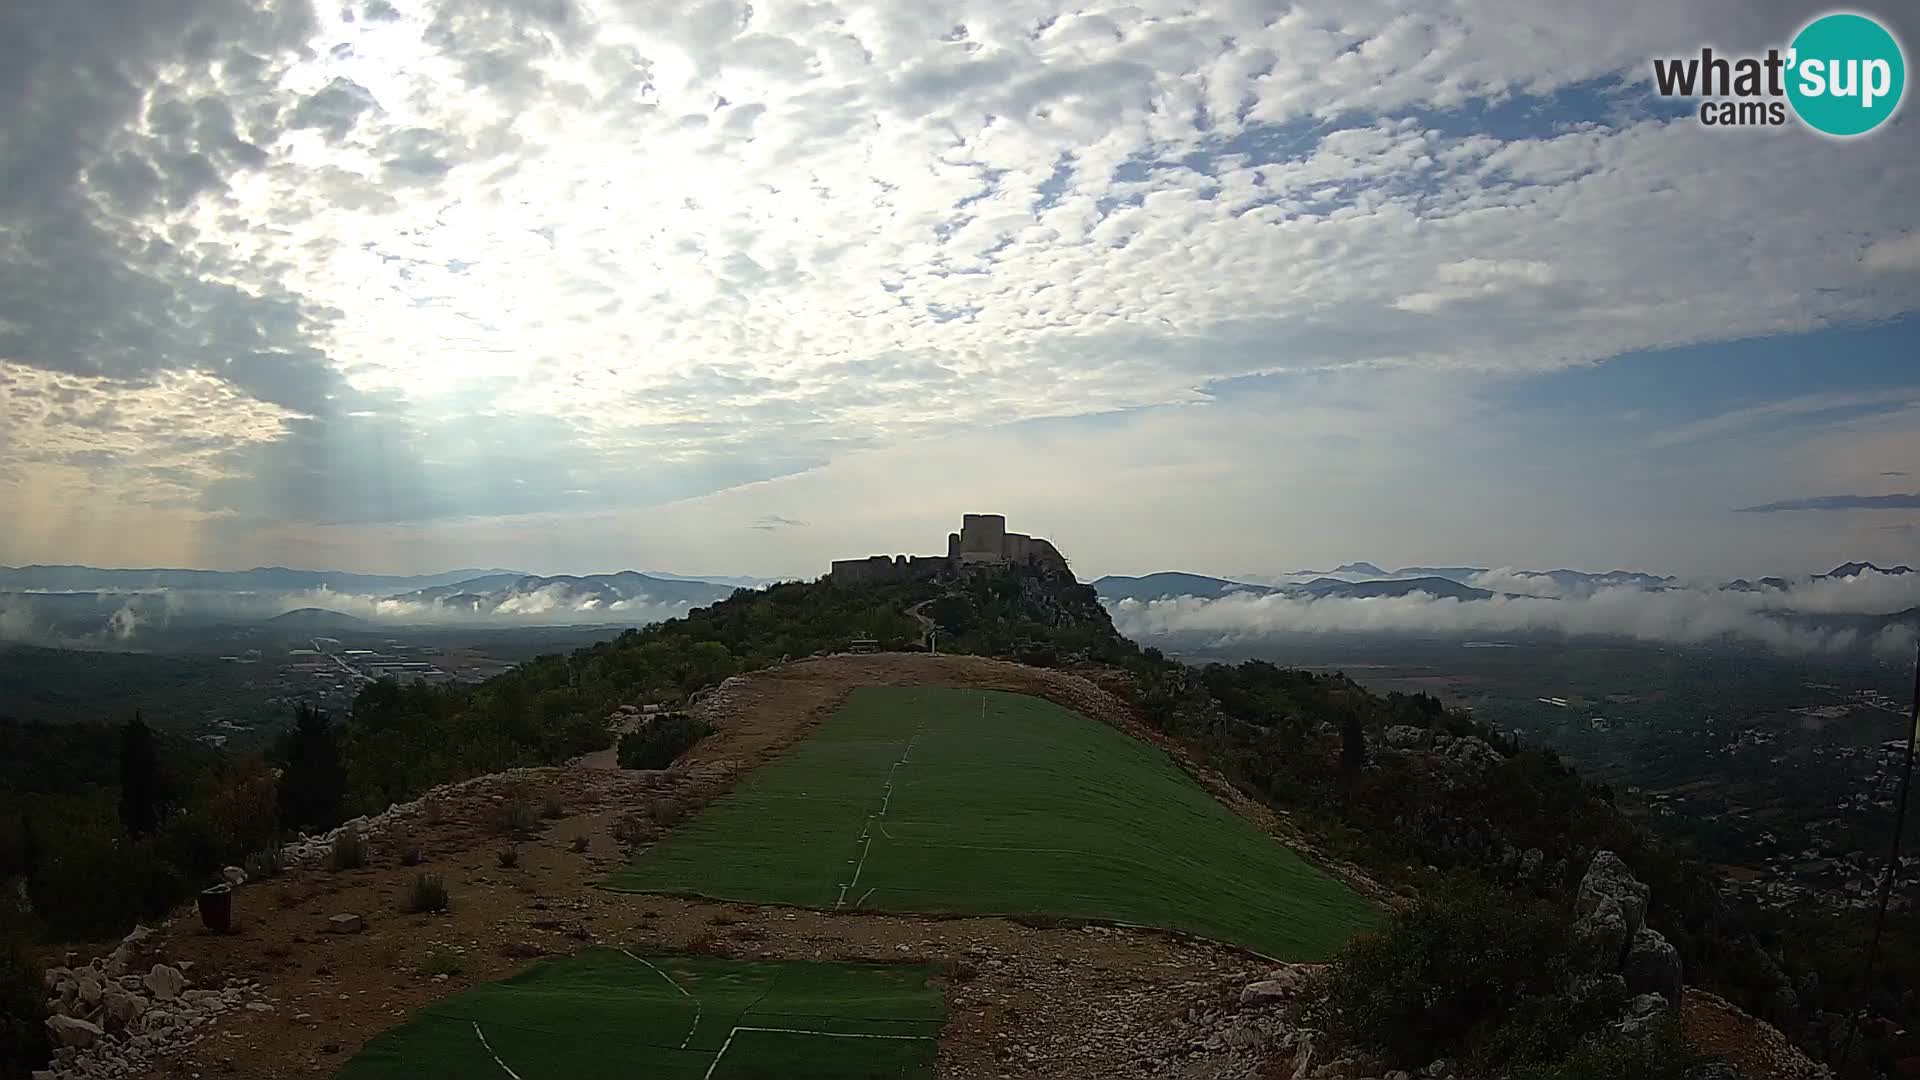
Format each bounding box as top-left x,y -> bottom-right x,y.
35,926 -> 269,1080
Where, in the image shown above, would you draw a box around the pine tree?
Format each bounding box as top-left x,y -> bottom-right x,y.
117,712 -> 164,837
1340,708 -> 1367,774
277,705 -> 346,833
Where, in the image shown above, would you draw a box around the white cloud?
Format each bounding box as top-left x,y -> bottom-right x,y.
5,0 -> 1920,571
1864,230 -> 1920,273
1108,577 -> 1919,659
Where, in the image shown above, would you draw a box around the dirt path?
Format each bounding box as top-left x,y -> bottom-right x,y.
132,653 -> 1355,1079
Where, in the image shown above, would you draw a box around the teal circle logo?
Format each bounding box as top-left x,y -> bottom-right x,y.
1786,12 -> 1906,136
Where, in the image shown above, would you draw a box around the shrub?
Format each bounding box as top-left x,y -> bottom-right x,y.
496,845 -> 520,869
1509,1017 -> 1701,1080
408,873 -> 449,913
243,844 -> 286,881
684,931 -> 721,955
941,957 -> 979,983
617,715 -> 713,770
613,814 -> 657,849
541,791 -> 565,819
569,835 -> 590,854
0,938 -> 50,1080
419,948 -> 463,977
493,800 -> 539,836
330,828 -> 367,871
398,840 -> 423,867
649,796 -> 688,829
1315,873 -> 1576,1068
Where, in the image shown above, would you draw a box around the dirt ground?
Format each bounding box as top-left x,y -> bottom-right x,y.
132,654 -> 1346,1079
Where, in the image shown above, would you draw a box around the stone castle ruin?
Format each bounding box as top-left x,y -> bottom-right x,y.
828,514 -> 1066,585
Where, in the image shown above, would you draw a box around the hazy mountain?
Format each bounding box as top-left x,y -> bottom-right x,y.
641,570 -> 783,589
264,607 -> 371,631
1330,561 -> 1388,576
393,571 -> 737,619
0,564 -> 527,595
1091,573 -> 1275,602
1507,569 -> 1673,593
1393,566 -> 1490,581
1821,561 -> 1914,579
1723,576 -> 1794,592
1290,576 -> 1495,601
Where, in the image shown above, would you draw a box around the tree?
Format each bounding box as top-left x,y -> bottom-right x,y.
1341,708 -> 1367,774
278,705 -> 346,833
117,712 -> 165,837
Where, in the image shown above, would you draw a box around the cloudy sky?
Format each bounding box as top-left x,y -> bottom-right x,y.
2,0 -> 1917,582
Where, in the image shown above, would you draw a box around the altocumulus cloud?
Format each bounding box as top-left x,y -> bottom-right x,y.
1,0 -> 1919,567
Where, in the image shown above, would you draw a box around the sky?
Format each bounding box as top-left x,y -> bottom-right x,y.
2,0 -> 1918,582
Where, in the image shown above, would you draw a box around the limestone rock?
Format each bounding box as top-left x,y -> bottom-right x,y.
1576,851 -> 1649,939
1240,980 -> 1293,1006
222,865 -> 247,887
1383,725 -> 1428,750
1622,927 -> 1682,1005
46,1015 -> 104,1049
1573,894 -> 1629,971
101,990 -> 147,1030
328,912 -> 365,934
142,963 -> 186,1001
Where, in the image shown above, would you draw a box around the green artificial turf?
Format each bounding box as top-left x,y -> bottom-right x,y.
333,949 -> 945,1080
604,687 -> 1379,960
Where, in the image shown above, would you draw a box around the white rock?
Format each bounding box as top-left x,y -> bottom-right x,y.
221,866 -> 247,887
46,1015 -> 105,1049
142,965 -> 186,1001
101,990 -> 148,1029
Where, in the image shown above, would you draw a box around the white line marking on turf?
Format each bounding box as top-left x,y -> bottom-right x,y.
855,886 -> 876,908
471,1022 -> 524,1079
836,716 -> 926,909
703,1024 -> 936,1079
621,949 -> 701,1050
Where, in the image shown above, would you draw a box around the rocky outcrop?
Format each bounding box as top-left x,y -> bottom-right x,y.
1382,725 -> 1428,750
1622,927 -> 1683,1005
1576,850 -> 1649,939
37,926 -> 269,1080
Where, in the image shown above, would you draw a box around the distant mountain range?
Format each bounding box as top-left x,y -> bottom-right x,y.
1092,573 -> 1491,603
391,572 -> 735,617
265,607 -> 372,631
0,564 -> 529,595
1096,560 -> 1916,605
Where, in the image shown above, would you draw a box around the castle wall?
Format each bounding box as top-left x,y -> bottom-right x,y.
830,515 -> 1064,583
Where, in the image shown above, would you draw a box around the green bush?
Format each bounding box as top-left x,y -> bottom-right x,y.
330,827 -> 367,871
419,947 -> 463,977
408,873 -> 449,913
398,840 -> 423,866
243,844 -> 286,881
493,800 -> 539,836
1509,1018 -> 1701,1080
617,715 -> 713,770
28,825 -> 181,940
1315,874 -> 1577,1067
496,845 -> 520,869
0,938 -> 50,1080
